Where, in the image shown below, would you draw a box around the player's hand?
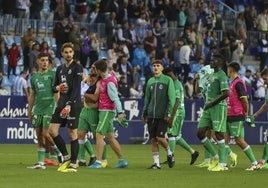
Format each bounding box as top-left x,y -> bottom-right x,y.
57,83 -> 69,93
118,113 -> 125,121
164,116 -> 172,128
60,105 -> 71,119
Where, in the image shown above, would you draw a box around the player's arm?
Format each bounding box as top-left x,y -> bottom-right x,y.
236,82 -> 249,117
204,89 -> 229,110
107,82 -> 125,120
84,81 -> 100,103
27,88 -> 35,122
254,101 -> 268,119
141,81 -> 150,123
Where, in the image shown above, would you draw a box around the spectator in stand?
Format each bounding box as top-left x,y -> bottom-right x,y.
15,0 -> 30,35
253,71 -> 266,101
53,18 -> 67,58
75,0 -> 88,23
132,42 -> 147,75
153,21 -> 168,59
258,32 -> 268,71
68,25 -> 82,62
110,62 -> 121,81
40,41 -> 56,67
127,0 -> 139,24
117,21 -> 133,58
0,70 -> 10,95
12,70 -> 29,97
89,33 -> 100,68
7,43 -> 21,78
132,66 -> 141,90
53,0 -> 71,21
136,11 -> 149,40
179,41 -> 193,83
116,41 -> 130,59
88,5 -> 101,33
0,40 -> 8,73
21,28 -> 36,51
205,45 -> 217,66
118,1 -> 129,26
144,30 -> 157,56
105,12 -> 117,49
242,69 -> 255,101
185,0 -> 197,26
168,40 -> 181,77
29,0 -> 43,20
22,39 -> 33,73
178,4 -> 187,28
118,55 -> 133,86
167,0 -> 178,28
161,45 -> 171,68
257,8 -> 268,32
130,82 -> 143,98
107,42 -> 119,70
118,76 -> 130,98
219,37 -> 232,73
28,42 -> 40,71
203,30 -> 215,57
184,76 -> 195,100
235,13 -> 247,32
80,28 -> 90,68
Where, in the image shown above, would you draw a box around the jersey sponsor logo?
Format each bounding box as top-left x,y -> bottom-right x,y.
68,69 -> 72,74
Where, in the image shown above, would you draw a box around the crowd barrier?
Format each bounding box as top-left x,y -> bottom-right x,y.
0,96 -> 267,145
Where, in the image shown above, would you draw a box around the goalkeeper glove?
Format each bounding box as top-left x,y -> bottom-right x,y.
245,115 -> 255,128
60,105 -> 71,119
116,113 -> 129,128
57,83 -> 69,93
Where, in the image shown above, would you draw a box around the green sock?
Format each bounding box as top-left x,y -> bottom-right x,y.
244,146 -> 257,163
102,144 -> 107,160
204,149 -> 211,159
50,155 -> 57,161
203,138 -> 217,157
262,143 -> 268,161
177,138 -> 192,154
78,143 -> 86,161
224,145 -> 231,164
218,140 -> 226,164
38,148 -> 45,164
225,145 -> 232,155
45,152 -> 50,158
84,140 -> 95,156
168,137 -> 176,153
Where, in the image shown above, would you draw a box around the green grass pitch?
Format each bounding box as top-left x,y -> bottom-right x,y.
0,144 -> 267,188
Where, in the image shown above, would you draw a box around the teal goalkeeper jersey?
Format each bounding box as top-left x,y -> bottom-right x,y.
174,79 -> 185,116
205,69 -> 229,106
143,73 -> 175,118
31,70 -> 56,115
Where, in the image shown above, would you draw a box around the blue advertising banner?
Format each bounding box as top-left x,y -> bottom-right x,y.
0,96 -> 267,144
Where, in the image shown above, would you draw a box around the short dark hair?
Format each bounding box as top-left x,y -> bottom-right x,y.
38,52 -> 49,59
94,59 -> 107,72
228,61 -> 240,72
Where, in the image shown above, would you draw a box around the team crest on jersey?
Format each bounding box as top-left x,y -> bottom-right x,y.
68,69 -> 72,74
159,84 -> 163,89
44,76 -> 48,80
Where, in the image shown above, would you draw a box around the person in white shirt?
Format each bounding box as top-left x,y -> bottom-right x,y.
12,70 -> 29,97
179,41 -> 193,83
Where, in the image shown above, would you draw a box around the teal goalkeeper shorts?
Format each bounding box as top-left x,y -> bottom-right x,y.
198,104 -> 227,133
78,107 -> 99,134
